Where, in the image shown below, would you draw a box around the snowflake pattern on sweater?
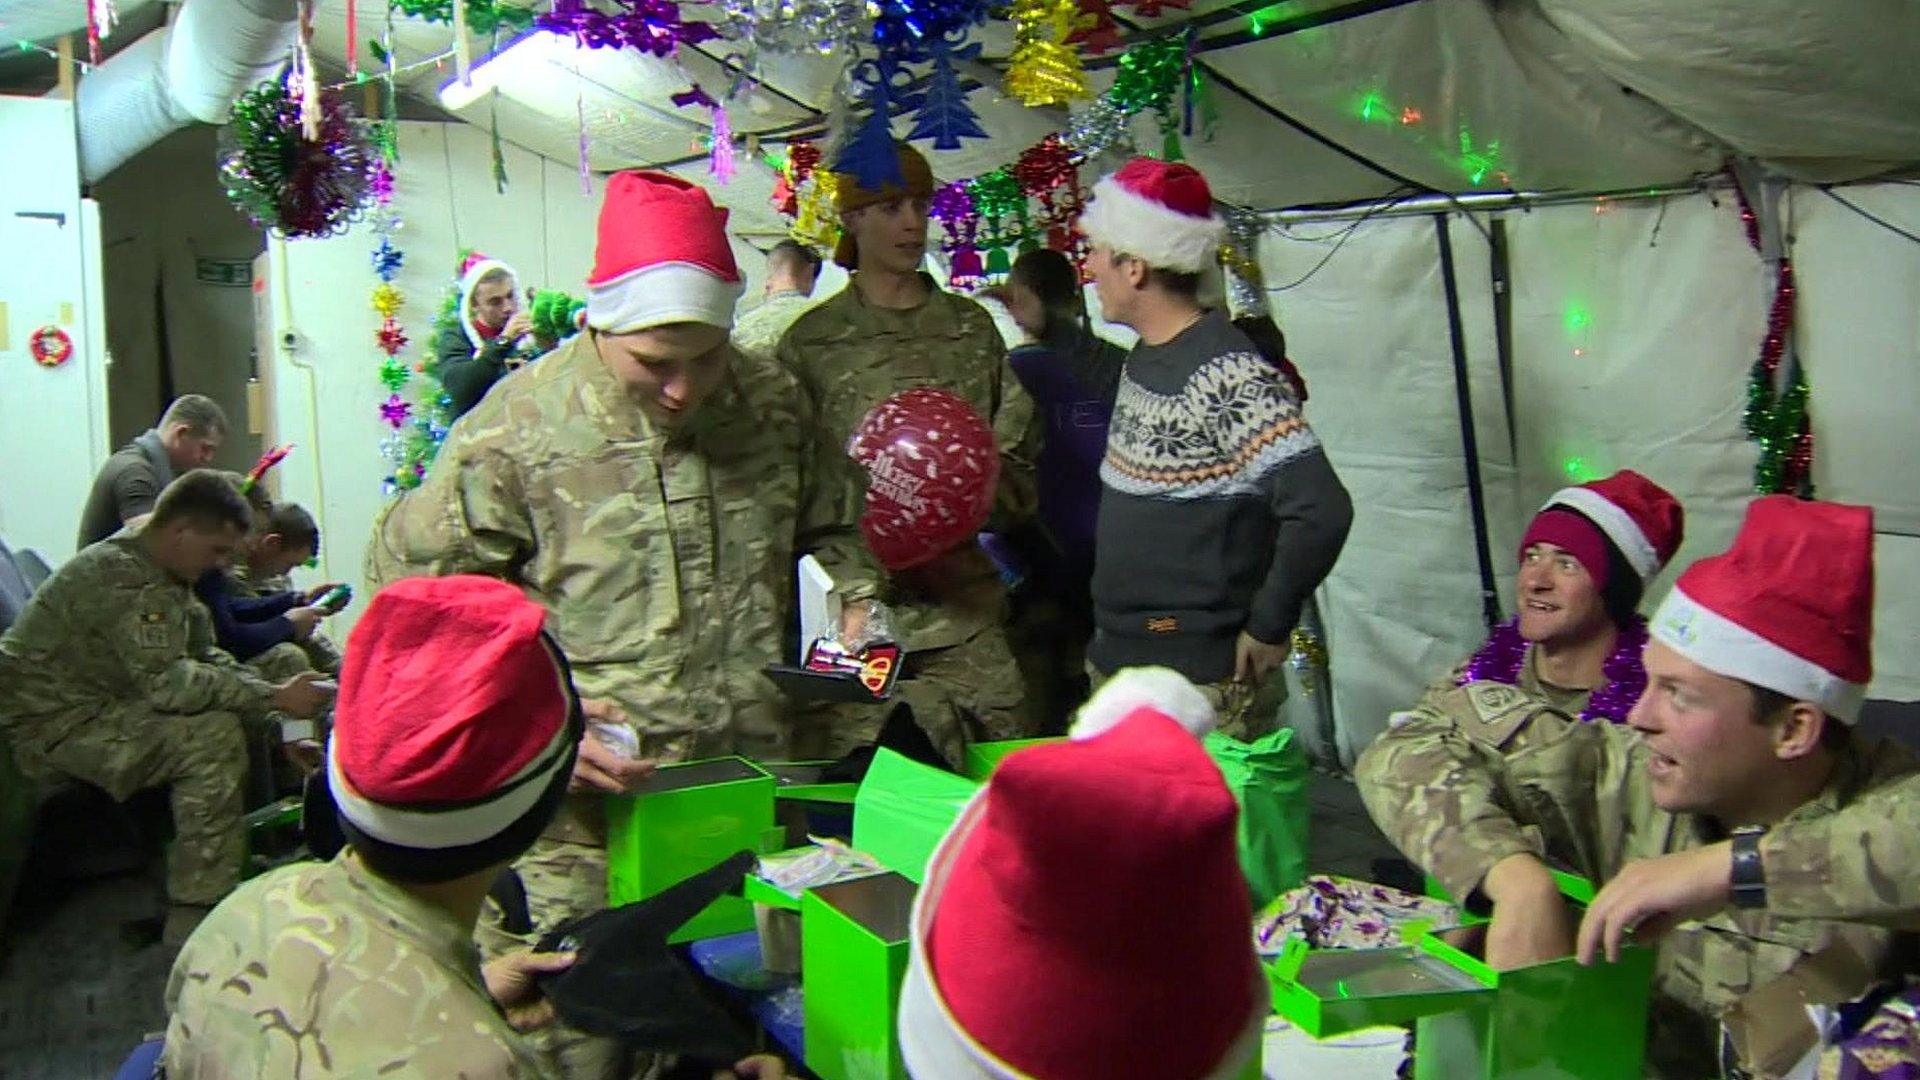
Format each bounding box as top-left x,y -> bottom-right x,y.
1100,350 -> 1320,500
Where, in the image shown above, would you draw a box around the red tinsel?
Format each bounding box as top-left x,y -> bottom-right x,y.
788,141 -> 822,184
1729,170 -> 1814,495
376,317 -> 409,356
1116,0 -> 1189,18
1015,135 -> 1088,269
1068,0 -> 1123,54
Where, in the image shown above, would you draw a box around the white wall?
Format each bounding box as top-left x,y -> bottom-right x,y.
0,97 -> 111,564
1262,183 -> 1920,764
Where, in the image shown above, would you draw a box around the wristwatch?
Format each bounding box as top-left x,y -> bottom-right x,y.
1729,826 -> 1768,910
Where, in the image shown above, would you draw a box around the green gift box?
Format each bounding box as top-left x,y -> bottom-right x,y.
1266,874 -> 1655,1079
604,756 -> 781,943
961,738 -> 1062,781
802,871 -> 918,1080
850,749 -> 980,883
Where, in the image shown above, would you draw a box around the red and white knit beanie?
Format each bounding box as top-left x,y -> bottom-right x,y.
1651,495 -> 1874,722
587,171 -> 744,335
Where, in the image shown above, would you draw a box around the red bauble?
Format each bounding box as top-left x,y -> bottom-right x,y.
848,388 -> 1000,572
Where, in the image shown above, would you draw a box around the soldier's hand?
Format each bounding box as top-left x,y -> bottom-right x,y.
282,738 -> 325,776
482,949 -> 575,1031
1234,630 -> 1289,685
570,731 -> 658,794
502,311 -> 535,341
720,1054 -> 789,1079
1577,842 -> 1732,966
1482,853 -> 1576,970
271,672 -> 334,719
286,606 -> 324,640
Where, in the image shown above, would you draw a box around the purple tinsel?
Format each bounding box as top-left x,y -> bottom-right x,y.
370,163 -> 394,205
537,0 -> 720,58
929,179 -> 975,226
1457,616 -> 1649,724
379,394 -> 412,428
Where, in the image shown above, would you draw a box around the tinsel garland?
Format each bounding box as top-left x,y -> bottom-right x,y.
530,289 -> 587,344
930,180 -> 983,286
536,0 -> 719,57
219,74 -> 375,239
1004,0 -> 1090,108
85,0 -> 116,66
1730,177 -> 1814,496
387,0 -> 533,34
1220,205 -> 1267,318
1457,616 -> 1649,725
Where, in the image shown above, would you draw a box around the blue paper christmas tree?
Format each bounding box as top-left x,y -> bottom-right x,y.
908,42 -> 988,151
835,66 -> 908,190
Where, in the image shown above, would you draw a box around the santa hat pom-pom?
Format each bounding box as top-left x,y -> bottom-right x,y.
1070,667 -> 1217,741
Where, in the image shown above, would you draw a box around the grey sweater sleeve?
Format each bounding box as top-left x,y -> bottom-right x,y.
1245,447 -> 1352,644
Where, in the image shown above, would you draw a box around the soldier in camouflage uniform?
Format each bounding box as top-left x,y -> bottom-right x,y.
166,576 -> 584,1079
777,141 -> 1042,764
0,471 -> 331,940
229,500 -> 343,678
366,171 -> 872,1079
732,239 -> 823,363
1358,497 -> 1919,1079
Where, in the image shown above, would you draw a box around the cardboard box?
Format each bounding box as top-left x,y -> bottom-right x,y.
961,737 -> 1063,781
1266,875 -> 1655,1079
850,749 -> 980,883
605,756 -> 782,943
802,872 -> 918,1080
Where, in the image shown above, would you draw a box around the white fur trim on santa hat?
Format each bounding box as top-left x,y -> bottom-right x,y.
325,707 -> 575,850
1548,486 -> 1660,581
1070,666 -> 1218,741
586,260 -> 745,334
1079,174 -> 1227,275
1651,585 -> 1867,722
897,789 -> 1269,1080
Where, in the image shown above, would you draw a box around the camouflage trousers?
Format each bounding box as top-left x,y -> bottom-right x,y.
791,624 -> 1032,770
9,703 -> 246,905
477,837 -> 658,1080
1085,663 -> 1286,741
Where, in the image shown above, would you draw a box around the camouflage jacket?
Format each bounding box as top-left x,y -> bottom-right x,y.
732,290 -> 818,364
1357,683 -> 1920,1079
0,530 -> 275,747
776,275 -> 1041,652
229,564 -> 342,674
365,332 -> 875,840
163,851 -> 552,1079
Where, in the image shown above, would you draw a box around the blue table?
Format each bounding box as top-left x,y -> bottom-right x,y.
685,930 -> 809,1070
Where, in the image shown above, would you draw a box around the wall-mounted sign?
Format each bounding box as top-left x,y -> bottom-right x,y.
195,258 -> 254,287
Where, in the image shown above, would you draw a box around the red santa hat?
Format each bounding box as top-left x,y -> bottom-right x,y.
587,171 -> 745,335
1077,157 -> 1227,275
1650,495 -> 1875,722
1531,469 -> 1685,584
898,668 -> 1267,1080
322,575 -> 581,882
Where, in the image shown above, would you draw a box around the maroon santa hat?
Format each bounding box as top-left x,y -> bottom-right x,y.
1524,469 -> 1685,585
898,669 -> 1267,1080
1651,495 -> 1874,721
322,575 -> 580,882
587,171 -> 744,334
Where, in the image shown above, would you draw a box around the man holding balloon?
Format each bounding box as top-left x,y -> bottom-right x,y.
778,141 -> 1043,767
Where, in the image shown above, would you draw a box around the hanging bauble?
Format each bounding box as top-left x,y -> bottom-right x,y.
219,73 -> 375,239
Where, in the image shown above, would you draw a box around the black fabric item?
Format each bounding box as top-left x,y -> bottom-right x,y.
534,850 -> 758,1063
817,701 -> 951,785
301,769 -> 347,862
489,867 -> 534,936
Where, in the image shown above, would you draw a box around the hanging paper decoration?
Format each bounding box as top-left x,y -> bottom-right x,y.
1068,0 -> 1122,55
1110,35 -> 1189,157
84,0 -> 116,66
537,0 -> 720,57
576,95 -> 593,196
1005,0 -> 1090,108
1014,134 -> 1085,258
791,171 -> 841,252
219,74 -> 375,239
709,103 -> 736,183
968,167 -> 1028,275
1729,174 -> 1814,497
387,0 -> 533,34
835,62 -> 909,192
871,0 -> 998,69
930,181 -> 985,288
772,140 -> 822,217
1061,96 -> 1133,159
709,0 -> 873,110
908,41 -> 988,151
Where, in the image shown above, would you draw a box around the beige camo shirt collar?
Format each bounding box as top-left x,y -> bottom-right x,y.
336,852 -> 489,989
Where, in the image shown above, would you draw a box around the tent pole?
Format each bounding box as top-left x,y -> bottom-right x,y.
1257,181 -> 1717,223
1489,216 -> 1517,465
1434,214 -> 1503,630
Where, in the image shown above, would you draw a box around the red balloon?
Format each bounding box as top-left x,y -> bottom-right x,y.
848,388 -> 1000,572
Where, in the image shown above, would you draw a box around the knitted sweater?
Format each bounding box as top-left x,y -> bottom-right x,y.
1090,310 -> 1352,683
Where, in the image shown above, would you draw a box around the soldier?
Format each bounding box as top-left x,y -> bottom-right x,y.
440,253 -> 538,419
77,393 -> 228,548
0,470 -> 331,941
228,500 -> 344,679
162,574 -> 796,1080
1079,157 -> 1352,738
776,141 -> 1042,763
1357,495 -> 1920,1079
1405,470 -> 1684,723
366,170 -> 874,1078
732,239 -> 824,363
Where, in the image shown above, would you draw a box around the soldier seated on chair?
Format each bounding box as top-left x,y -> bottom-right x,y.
0,469 -> 332,944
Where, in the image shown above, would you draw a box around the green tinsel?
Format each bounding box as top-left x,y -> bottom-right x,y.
1750,366 -> 1812,497
379,356 -> 412,392
1109,38 -> 1186,159
388,0 -> 533,34
530,289 -> 586,344
968,168 -> 1028,243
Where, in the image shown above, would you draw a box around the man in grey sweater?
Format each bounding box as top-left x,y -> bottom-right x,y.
1079,158 -> 1352,737
77,394 -> 228,548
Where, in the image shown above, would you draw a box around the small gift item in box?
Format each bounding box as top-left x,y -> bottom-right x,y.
766,556 -> 902,703
1255,874 -> 1460,955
